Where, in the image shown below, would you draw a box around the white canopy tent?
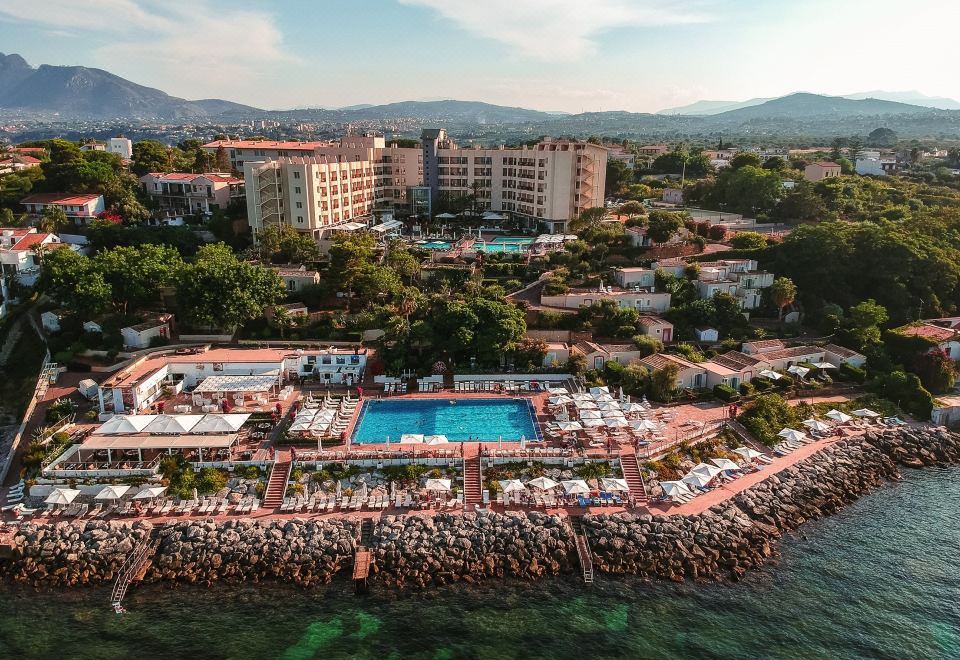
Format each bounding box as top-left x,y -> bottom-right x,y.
852,408 -> 880,418
660,481 -> 693,499
581,418 -> 606,428
191,413 -> 250,434
787,365 -> 810,378
93,415 -> 154,434
689,463 -> 723,480
759,369 -> 782,380
549,395 -> 573,405
424,435 -> 449,445
555,421 -> 583,432
133,486 -> 167,500
579,410 -> 602,419
709,458 -> 741,472
561,479 -> 591,495
143,414 -> 204,435
194,374 -> 279,394
400,433 -> 425,444
589,386 -> 610,396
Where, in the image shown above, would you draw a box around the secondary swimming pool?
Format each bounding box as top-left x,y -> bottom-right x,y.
351,398 -> 540,443
474,237 -> 534,253
420,241 -> 452,250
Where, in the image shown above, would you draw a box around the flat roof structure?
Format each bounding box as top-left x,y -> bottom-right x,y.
82,434 -> 237,450
194,374 -> 279,393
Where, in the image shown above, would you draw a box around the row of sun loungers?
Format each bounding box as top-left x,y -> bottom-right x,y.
279,492 -> 464,512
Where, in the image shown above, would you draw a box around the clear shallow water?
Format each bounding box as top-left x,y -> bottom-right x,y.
1,468 -> 958,659
420,241 -> 452,250
351,398 -> 538,443
475,237 -> 533,253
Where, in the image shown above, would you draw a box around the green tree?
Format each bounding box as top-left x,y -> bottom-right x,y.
913,348 -> 957,394
739,393 -> 800,446
93,244 -> 183,312
730,152 -> 762,170
770,276 -> 798,320
729,231 -> 767,250
649,363 -> 679,402
632,334 -> 663,357
131,140 -> 171,177
646,210 -> 685,244
39,205 -> 69,233
215,145 -> 231,171
568,207 -> 607,233
774,182 -> 828,223
272,305 -> 293,339
605,159 -> 632,196
618,200 -> 644,216
867,127 -> 897,148
711,166 -> 782,216
176,244 -> 286,330
0,208 -> 14,225
39,247 -> 111,314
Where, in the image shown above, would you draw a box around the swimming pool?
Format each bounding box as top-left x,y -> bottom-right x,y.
351,398 -> 540,443
474,237 -> 534,253
420,241 -> 452,250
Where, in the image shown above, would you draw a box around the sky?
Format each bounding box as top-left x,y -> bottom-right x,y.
0,0 -> 958,113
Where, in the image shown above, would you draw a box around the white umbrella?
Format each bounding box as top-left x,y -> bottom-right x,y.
424,435 -> 449,445
630,419 -> 660,431
733,446 -> 763,461
528,477 -> 559,491
709,458 -> 741,472
133,486 -> 167,500
593,394 -> 616,403
589,386 -> 610,396
689,463 -> 723,479
191,413 -> 250,433
571,393 -> 594,401
499,479 -> 527,494
600,478 -> 630,492
549,395 -> 573,405
582,418 -> 605,428
597,402 -> 621,412
576,401 -> 599,410
852,408 -> 879,418
435,212 -> 456,219
812,362 -> 837,369
400,433 -> 425,443
802,419 -> 832,432
143,414 -> 203,434
547,387 -> 568,395
759,369 -> 782,380
556,421 -> 583,432
661,481 -> 693,498
94,485 -> 131,500
826,409 -> 853,423
777,428 -> 808,443
424,478 -> 451,492
579,410 -> 602,419
45,488 -> 80,505
561,479 -> 591,495
787,365 -> 810,378
605,418 -> 630,428
94,414 -> 154,434
681,472 -> 713,489
601,410 -> 626,419
621,403 -> 646,413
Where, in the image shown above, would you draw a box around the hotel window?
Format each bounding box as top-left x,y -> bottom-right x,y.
293,171 -> 300,179
296,202 -> 303,209
295,187 -> 301,194
297,216 -> 304,224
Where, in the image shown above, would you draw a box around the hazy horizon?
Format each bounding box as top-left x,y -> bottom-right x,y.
1,0 -> 957,113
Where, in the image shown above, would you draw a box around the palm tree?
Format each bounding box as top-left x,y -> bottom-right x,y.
770,276 -> 798,321
38,206 -> 69,234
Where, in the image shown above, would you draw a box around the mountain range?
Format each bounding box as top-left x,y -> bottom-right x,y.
1,53 -> 959,139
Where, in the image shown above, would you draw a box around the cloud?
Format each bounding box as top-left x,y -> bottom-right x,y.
399,0 -> 710,61
0,0 -> 294,98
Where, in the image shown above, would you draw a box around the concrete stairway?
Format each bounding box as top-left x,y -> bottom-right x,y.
619,450 -> 647,503
463,450 -> 483,506
262,453 -> 292,509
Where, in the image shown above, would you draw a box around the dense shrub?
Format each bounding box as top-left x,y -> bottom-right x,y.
713,384 -> 740,402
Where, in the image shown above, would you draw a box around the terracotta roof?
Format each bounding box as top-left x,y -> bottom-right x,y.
895,323 -> 958,342
20,193 -> 101,205
11,147 -> 45,154
637,315 -> 672,327
147,172 -> 242,184
601,344 -> 639,353
755,345 -> 824,362
812,161 -> 841,168
573,340 -> 604,356
9,232 -> 55,251
822,343 -> 863,359
711,351 -> 763,371
743,339 -> 786,352
640,353 -> 700,371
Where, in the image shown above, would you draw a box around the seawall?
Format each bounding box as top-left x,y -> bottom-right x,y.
1,428 -> 957,590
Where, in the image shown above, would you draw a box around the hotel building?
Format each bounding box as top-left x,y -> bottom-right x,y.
227,129 -> 606,244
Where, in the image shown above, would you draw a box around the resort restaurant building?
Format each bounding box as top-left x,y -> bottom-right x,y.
98,347 -> 368,415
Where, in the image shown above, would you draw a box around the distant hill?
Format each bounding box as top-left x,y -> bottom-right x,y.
0,53 -> 261,119
843,90 -> 960,111
657,98 -> 773,116
712,93 -> 934,120
340,100 -> 555,123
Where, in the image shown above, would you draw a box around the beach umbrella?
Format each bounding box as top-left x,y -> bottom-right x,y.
133,486 -> 167,500
825,409 -> 853,423
400,433 -> 425,443
709,458 -> 741,472
597,402 -> 621,412
571,393 -> 594,401
812,362 -> 837,369
94,414 -> 154,434
802,419 -> 832,432
786,365 -> 810,378
852,408 -> 879,418
556,421 -> 583,432
576,401 -> 599,410
681,472 -> 713,489
660,481 -> 693,498
630,419 -> 660,431
499,479 -> 527,494
589,386 -> 610,396
336,481 -> 342,497
547,387 -> 568,395
600,478 -> 629,492
621,403 -> 646,413
733,447 -> 763,461
579,410 -> 602,419
561,479 -> 591,495
424,435 -> 449,445
581,418 -> 605,428
593,394 -> 616,403
45,488 -> 80,506
94,485 -> 131,501
605,418 -> 630,428
549,395 -> 572,405
528,477 -> 559,491
689,463 -> 723,479
424,478 -> 451,492
777,428 -> 808,443
601,410 -> 626,419
759,369 -> 782,380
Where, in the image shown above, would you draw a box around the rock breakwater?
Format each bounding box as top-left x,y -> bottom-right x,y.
1,428 -> 957,591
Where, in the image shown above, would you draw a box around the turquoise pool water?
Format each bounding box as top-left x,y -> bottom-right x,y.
420,241 -> 452,250
351,398 -> 539,443
475,237 -> 533,253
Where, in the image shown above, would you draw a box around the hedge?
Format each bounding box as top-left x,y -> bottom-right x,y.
714,384 -> 740,402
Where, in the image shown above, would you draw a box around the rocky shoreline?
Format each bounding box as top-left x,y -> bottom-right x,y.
1,428 -> 957,590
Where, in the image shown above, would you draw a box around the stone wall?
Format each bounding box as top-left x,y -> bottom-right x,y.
1,428 -> 957,591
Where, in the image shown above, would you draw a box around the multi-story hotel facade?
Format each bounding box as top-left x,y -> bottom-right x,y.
227,129 -> 606,244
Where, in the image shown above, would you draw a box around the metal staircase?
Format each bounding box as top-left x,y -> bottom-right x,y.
110,528 -> 160,612
570,516 -> 593,584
